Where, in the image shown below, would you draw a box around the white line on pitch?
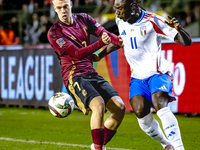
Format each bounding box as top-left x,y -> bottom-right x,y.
0,137 -> 131,150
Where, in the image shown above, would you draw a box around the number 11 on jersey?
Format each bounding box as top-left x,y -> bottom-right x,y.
130,37 -> 137,49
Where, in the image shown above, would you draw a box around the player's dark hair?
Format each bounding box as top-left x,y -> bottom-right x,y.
123,0 -> 146,23
124,0 -> 146,16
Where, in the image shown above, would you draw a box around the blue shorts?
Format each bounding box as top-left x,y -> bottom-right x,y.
129,73 -> 176,102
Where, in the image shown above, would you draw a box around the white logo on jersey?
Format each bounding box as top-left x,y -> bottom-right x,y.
159,85 -> 167,91
95,23 -> 100,27
121,30 -> 126,35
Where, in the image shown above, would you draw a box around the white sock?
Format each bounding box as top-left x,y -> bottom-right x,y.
157,107 -> 184,150
137,112 -> 171,148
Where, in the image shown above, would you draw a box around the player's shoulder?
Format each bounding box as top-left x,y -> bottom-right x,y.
73,13 -> 91,20
48,21 -> 62,40
115,17 -> 124,26
144,11 -> 166,22
73,13 -> 96,27
115,16 -> 120,21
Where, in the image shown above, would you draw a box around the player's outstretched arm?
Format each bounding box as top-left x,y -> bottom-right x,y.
165,15 -> 191,46
47,29 -> 114,60
65,32 -> 112,59
101,29 -> 123,46
92,35 -> 123,62
102,32 -> 111,45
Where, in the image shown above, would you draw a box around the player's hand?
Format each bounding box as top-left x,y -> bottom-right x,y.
91,53 -> 100,62
118,35 -> 123,48
102,32 -> 111,45
165,15 -> 180,30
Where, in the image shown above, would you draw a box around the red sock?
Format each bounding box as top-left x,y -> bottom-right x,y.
93,144 -> 102,150
103,127 -> 116,145
91,129 -> 104,150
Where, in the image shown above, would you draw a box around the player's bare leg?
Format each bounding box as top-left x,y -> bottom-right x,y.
152,92 -> 184,150
104,96 -> 125,145
165,145 -> 175,150
130,95 -> 173,149
89,96 -> 106,150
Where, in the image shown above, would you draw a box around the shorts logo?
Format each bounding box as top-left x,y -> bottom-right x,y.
82,89 -> 87,96
159,85 -> 167,91
56,38 -> 66,48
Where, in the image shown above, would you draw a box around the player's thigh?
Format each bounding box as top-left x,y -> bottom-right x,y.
89,96 -> 105,114
152,91 -> 169,111
106,96 -> 125,114
130,95 -> 152,118
67,76 -> 100,115
94,75 -> 119,105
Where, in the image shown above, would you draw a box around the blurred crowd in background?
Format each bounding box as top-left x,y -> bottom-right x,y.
0,0 -> 199,46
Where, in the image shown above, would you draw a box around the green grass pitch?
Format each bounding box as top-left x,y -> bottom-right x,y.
0,107 -> 199,150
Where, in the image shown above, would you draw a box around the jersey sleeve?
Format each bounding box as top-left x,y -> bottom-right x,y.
47,29 -> 73,55
85,14 -> 105,36
150,15 -> 178,41
47,29 -> 105,59
86,14 -> 120,46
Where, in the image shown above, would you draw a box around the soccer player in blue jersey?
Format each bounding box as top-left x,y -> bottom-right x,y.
94,0 -> 191,150
47,0 -> 125,150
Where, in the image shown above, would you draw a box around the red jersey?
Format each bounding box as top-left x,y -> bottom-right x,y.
48,13 -> 113,86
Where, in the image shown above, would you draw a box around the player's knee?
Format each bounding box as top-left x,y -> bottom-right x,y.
117,103 -> 126,117
116,98 -> 126,111
121,104 -> 126,112
132,105 -> 144,118
107,96 -> 126,115
115,96 -> 126,111
90,97 -> 105,115
93,102 -> 105,115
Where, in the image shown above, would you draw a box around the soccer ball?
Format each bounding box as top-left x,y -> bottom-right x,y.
48,92 -> 75,118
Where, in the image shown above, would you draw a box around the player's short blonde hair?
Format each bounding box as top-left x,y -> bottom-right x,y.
52,0 -> 71,3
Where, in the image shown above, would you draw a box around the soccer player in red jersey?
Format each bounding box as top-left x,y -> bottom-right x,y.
47,0 -> 125,150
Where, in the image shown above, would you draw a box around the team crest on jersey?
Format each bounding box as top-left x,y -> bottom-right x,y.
140,26 -> 146,36
56,38 -> 65,48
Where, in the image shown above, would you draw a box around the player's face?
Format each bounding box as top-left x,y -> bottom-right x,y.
114,0 -> 126,20
53,0 -> 73,24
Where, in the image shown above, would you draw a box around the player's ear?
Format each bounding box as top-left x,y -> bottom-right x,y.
53,6 -> 58,13
70,1 -> 73,7
52,0 -> 56,12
